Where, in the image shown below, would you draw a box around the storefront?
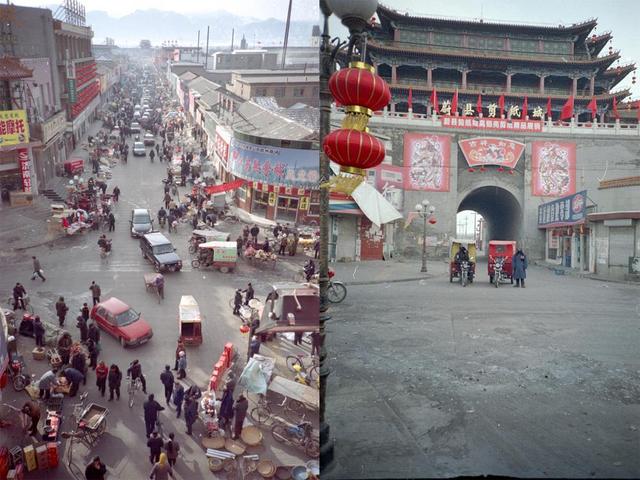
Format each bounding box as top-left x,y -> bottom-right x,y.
538,191 -> 588,270
31,110 -> 67,192
0,109 -> 38,203
225,132 -> 319,225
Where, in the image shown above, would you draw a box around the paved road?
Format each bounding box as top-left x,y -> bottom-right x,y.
0,122 -> 314,478
324,259 -> 640,479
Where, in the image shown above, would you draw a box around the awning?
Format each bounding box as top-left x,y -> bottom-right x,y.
350,181 -> 403,227
203,179 -> 245,195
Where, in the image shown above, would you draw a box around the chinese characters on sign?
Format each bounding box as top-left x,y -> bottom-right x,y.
442,116 -> 543,132
537,190 -> 587,227
228,137 -> 319,189
0,110 -> 29,146
458,137 -> 525,169
531,141 -> 576,197
18,148 -> 31,193
214,133 -> 229,167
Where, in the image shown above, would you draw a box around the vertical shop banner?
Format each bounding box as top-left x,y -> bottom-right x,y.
67,79 -> 77,104
18,148 -> 31,192
531,141 -> 576,197
0,110 -> 29,146
403,133 -> 450,191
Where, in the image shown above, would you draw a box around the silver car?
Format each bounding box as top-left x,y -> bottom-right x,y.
130,208 -> 153,238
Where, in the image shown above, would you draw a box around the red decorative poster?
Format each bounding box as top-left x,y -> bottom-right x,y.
403,133 -> 450,191
458,137 -> 525,168
531,141 -> 576,197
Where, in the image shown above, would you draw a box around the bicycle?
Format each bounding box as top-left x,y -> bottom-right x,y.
127,377 -> 142,408
6,294 -> 33,314
286,354 -> 319,381
327,280 -> 347,304
71,392 -> 89,423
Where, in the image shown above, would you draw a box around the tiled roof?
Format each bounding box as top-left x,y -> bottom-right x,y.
0,56 -> 33,80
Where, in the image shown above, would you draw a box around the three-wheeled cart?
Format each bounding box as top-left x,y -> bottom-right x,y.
191,241 -> 237,273
144,273 -> 164,302
179,295 -> 202,345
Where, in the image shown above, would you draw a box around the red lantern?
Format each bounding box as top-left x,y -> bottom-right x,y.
508,168 -> 515,175
323,129 -> 386,175
428,218 -> 437,225
239,325 -> 250,334
479,166 -> 486,172
329,62 -> 392,113
497,166 -> 505,172
468,167 -> 475,173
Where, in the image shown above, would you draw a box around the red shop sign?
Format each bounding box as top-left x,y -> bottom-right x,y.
18,148 -> 31,193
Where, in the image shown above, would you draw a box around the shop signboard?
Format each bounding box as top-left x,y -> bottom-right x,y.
442,116 -> 543,132
228,137 -> 319,189
0,109 -> 29,146
41,111 -> 67,144
18,148 -> 31,192
538,190 -> 586,228
67,79 -> 77,103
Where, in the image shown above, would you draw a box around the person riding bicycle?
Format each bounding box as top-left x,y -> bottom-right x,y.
97,234 -> 112,254
454,246 -> 474,280
127,359 -> 147,394
157,207 -> 167,228
303,259 -> 316,282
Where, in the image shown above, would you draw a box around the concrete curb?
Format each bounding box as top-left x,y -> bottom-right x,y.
343,275 -> 432,286
534,261 -> 639,286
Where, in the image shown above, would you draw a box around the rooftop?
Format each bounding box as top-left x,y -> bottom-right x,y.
236,75 -> 318,84
232,101 -> 316,141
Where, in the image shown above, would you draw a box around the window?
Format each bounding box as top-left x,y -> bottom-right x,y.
236,186 -> 246,201
115,308 -> 140,327
293,88 -> 305,97
255,88 -> 267,96
274,87 -> 285,97
308,190 -> 320,217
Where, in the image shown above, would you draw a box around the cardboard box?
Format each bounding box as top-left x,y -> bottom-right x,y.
22,445 -> 36,472
35,444 -> 48,470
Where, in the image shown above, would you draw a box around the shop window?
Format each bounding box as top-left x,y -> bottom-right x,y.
276,195 -> 299,223
293,88 -> 305,97
251,190 -> 269,216
274,87 -> 285,97
236,186 -> 246,201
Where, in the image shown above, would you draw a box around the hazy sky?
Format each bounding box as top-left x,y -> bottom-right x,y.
329,0 -> 640,99
16,0 -> 319,21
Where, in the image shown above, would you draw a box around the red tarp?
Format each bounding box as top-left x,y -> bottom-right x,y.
203,179 -> 246,195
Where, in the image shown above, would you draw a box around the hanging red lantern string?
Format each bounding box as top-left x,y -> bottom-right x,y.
323,129 -> 386,176
497,166 -> 505,172
428,218 -> 437,225
467,167 -> 475,173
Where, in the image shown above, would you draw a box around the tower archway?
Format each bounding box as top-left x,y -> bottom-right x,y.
457,185 -> 522,242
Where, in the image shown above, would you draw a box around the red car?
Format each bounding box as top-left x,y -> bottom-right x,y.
90,298 -> 153,347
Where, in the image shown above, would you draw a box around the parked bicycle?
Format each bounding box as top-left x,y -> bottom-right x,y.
6,294 -> 33,313
286,354 -> 319,384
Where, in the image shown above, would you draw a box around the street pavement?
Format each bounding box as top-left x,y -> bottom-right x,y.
0,118 -> 316,478
324,258 -> 640,479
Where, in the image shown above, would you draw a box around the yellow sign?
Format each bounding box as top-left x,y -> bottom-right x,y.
0,110 -> 29,146
300,196 -> 310,211
268,191 -> 276,206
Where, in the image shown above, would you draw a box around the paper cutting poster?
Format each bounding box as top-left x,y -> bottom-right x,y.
531,141 -> 576,197
403,133 -> 451,191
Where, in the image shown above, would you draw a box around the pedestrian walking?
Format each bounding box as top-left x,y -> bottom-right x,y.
150,453 -> 174,480
167,212 -> 176,233
154,274 -> 164,300
164,433 -> 180,467
513,248 -> 528,288
62,367 -> 84,397
184,397 -> 197,435
21,401 -> 41,437
314,239 -> 320,259
160,365 -> 174,405
143,394 -> 165,438
31,256 -> 46,281
12,282 -> 26,310
164,192 -> 171,209
108,364 -> 122,401
127,359 -> 147,393
172,381 -> 184,418
242,225 -> 250,243
85,456 -> 107,480
55,296 -> 69,327
173,339 -> 185,370
95,361 -> 108,397
279,236 -> 287,255
108,212 -> 115,232
89,281 -> 101,305
232,394 -> 249,440
233,289 -> 242,315
177,351 -> 187,380
33,316 -> 45,347
311,331 -> 321,357
112,186 -> 120,202
243,283 -> 254,306
293,331 -> 303,347
236,235 -> 243,258
147,431 -> 163,464
250,224 -> 259,242
77,316 -> 88,343
81,303 -> 90,321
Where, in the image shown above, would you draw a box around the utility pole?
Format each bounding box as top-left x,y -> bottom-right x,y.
196,30 -> 200,63
281,0 -> 293,69
204,26 -> 210,70
231,28 -> 234,51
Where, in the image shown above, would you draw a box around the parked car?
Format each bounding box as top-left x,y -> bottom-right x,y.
132,141 -> 146,156
90,297 -> 153,348
140,232 -> 183,272
130,122 -> 141,134
133,111 -> 141,119
130,208 -> 153,237
143,133 -> 155,146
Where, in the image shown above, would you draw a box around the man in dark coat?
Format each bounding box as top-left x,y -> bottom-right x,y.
232,395 -> 249,439
143,394 -> 165,438
108,212 -> 115,232
62,367 -> 85,397
77,315 -> 88,343
33,316 -> 45,347
71,349 -> 88,385
512,248 -> 528,288
88,322 -> 100,344
81,303 -> 90,321
160,365 -> 174,405
108,364 -> 122,401
243,283 -> 254,306
233,289 -> 243,315
184,397 -> 198,435
218,386 -> 234,436
12,282 -> 26,310
85,456 -> 107,480
147,431 -> 163,464
173,381 -> 184,418
55,297 -> 69,327
89,281 -> 101,305
249,224 -> 259,242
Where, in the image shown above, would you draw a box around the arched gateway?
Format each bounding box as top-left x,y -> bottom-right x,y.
458,184 -> 522,242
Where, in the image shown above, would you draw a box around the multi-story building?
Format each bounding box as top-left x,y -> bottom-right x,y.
211,49 -> 278,71
367,4 -> 632,121
329,5 -> 639,281
225,70 -> 319,108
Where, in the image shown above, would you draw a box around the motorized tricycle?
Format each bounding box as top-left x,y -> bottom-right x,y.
191,241 -> 237,273
449,239 -> 477,285
488,240 -> 516,285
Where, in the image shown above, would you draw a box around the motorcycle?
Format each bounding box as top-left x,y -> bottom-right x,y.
271,420 -> 319,458
8,354 -> 31,391
493,256 -> 505,288
460,261 -> 470,287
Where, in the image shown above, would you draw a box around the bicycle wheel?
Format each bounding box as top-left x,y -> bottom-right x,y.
191,259 -> 200,269
188,244 -> 196,254
250,406 -> 271,426
286,355 -> 303,373
271,424 -> 288,444
305,439 -> 320,458
308,366 -> 319,383
128,386 -> 135,408
327,282 -> 347,303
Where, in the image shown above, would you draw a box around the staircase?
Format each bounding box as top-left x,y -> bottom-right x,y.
41,189 -> 66,204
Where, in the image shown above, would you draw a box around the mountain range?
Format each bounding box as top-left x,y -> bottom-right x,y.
84,9 -> 318,47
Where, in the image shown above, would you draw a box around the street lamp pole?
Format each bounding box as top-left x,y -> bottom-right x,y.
416,199 -> 436,273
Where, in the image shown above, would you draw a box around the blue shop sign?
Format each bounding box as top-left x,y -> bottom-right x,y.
228,137 -> 319,189
538,190 -> 587,228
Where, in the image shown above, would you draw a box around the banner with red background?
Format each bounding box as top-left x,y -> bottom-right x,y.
403,133 -> 450,192
531,141 -> 576,197
458,137 -> 525,169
